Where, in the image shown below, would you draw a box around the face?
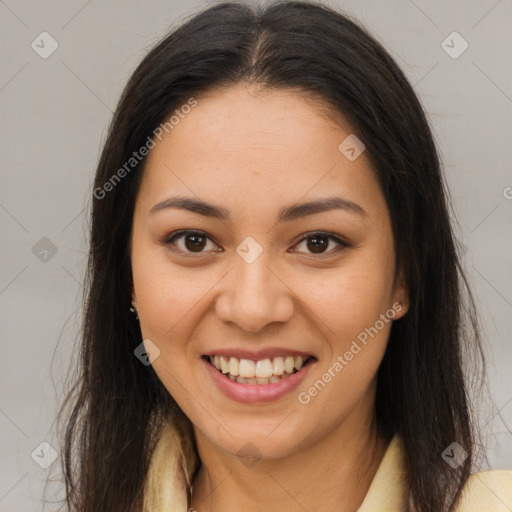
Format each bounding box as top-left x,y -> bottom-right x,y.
130,83 -> 407,463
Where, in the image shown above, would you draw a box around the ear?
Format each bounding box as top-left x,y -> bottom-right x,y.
391,267 -> 409,319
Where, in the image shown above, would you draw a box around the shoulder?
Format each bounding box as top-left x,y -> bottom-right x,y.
455,470 -> 512,511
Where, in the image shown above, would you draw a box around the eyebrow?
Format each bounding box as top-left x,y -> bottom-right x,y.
148,195 -> 367,222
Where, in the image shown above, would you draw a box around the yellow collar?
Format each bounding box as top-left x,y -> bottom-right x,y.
144,422 -> 512,511
357,435 -> 406,510
357,435 -> 512,511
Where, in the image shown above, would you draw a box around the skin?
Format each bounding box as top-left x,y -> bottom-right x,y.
130,83 -> 408,512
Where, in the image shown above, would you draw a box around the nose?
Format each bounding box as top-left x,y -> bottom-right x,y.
214,254 -> 294,333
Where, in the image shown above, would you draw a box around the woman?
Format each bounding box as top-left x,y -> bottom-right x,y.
57,1 -> 512,511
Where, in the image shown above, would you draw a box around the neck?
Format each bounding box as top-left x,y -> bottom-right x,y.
189,395 -> 389,512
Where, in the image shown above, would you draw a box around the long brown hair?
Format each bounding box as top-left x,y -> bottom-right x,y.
56,2 -> 485,510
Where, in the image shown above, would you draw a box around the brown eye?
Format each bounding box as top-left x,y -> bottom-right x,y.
164,230 -> 347,257
294,232 -> 346,255
306,235 -> 329,253
165,230 -> 218,254
183,233 -> 207,252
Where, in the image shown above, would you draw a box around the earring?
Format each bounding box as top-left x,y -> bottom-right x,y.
130,304 -> 139,320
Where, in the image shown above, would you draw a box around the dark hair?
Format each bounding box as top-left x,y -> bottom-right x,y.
56,1 -> 485,511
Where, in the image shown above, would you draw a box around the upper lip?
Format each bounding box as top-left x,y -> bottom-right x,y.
203,348 -> 315,361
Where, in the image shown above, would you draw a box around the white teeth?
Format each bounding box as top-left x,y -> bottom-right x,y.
284,356 -> 295,373
208,354 -> 311,384
255,359 -> 273,378
239,359 -> 256,378
232,372 -> 295,385
272,357 -> 284,375
220,356 -> 230,374
228,357 -> 239,376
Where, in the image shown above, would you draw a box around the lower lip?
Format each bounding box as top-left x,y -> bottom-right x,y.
202,357 -> 316,404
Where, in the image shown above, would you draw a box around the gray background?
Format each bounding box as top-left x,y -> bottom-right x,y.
1,0 -> 511,510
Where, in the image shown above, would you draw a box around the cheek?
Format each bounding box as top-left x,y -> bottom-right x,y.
132,244 -> 214,340
296,255 -> 395,349
294,272 -> 394,424
131,250 -> 210,410
290,253 -> 395,417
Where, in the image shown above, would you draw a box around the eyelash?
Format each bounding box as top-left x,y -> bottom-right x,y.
163,230 -> 349,257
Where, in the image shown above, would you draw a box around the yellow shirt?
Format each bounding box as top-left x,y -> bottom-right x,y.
143,421 -> 512,511
358,436 -> 512,511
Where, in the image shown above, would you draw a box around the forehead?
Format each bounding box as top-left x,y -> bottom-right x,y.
136,83 -> 384,219
155,83 -> 351,156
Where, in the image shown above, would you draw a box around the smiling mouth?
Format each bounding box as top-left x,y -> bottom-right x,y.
202,354 -> 315,385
